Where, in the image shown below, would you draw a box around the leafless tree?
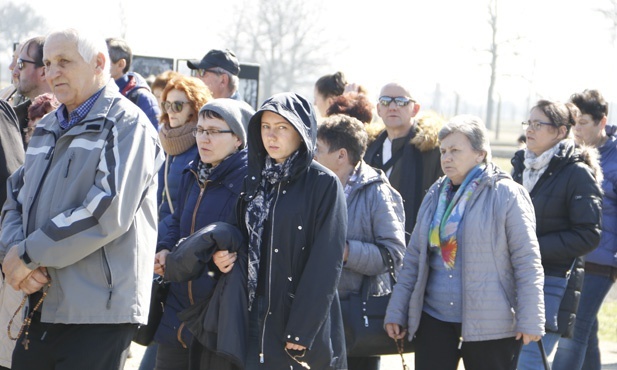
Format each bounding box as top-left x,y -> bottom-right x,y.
222,0 -> 331,100
485,0 -> 498,130
597,0 -> 617,45
0,3 -> 46,84
482,0 -> 524,131
0,3 -> 46,54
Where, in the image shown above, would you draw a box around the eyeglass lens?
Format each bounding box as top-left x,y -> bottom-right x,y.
163,101 -> 187,113
379,96 -> 413,107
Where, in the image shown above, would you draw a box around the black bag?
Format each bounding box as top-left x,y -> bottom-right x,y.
341,248 -> 414,357
133,275 -> 170,346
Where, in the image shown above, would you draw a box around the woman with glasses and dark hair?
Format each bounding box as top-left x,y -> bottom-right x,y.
152,98 -> 253,370
512,100 -> 603,369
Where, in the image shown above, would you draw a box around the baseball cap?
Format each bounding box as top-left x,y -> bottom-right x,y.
187,49 -> 240,76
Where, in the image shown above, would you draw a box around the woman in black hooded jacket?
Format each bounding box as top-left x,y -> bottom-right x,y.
214,92 -> 348,369
512,99 -> 602,369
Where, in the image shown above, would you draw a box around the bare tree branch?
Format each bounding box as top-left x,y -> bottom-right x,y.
222,0 -> 330,100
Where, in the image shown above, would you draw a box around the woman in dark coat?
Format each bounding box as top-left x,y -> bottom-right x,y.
152,99 -> 253,370
512,100 -> 603,369
214,92 -> 348,369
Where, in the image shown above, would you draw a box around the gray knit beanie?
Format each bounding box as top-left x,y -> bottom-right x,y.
198,98 -> 255,148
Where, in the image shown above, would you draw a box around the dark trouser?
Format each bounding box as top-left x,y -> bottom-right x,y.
414,311 -> 522,370
154,343 -> 189,370
11,313 -> 136,370
347,356 -> 381,370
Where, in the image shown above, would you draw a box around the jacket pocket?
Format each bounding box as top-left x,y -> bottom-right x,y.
100,248 -> 114,309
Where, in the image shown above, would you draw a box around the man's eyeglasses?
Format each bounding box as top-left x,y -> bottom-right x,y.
522,120 -> 557,131
194,69 -> 223,78
162,101 -> 190,113
378,96 -> 415,107
192,128 -> 233,138
17,58 -> 43,71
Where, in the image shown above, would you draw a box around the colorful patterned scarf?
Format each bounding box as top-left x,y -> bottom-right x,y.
245,151 -> 300,310
429,165 -> 484,269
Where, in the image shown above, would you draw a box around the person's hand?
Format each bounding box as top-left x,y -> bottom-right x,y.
154,250 -> 170,276
285,342 -> 307,351
516,332 -> 541,345
19,267 -> 49,294
2,245 -> 34,291
344,82 -> 360,94
213,250 -> 237,273
385,323 -> 407,340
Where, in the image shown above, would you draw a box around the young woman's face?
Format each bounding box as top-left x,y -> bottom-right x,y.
260,111 -> 303,163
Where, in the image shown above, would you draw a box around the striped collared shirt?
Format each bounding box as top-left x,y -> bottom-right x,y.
56,87 -> 104,130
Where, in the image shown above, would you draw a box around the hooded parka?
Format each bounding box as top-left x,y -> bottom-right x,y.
238,93 -> 348,369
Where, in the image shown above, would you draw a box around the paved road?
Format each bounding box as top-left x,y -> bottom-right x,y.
125,283 -> 617,369
124,337 -> 617,369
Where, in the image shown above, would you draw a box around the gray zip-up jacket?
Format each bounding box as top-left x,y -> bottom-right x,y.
338,161 -> 405,299
385,163 -> 545,342
0,81 -> 164,324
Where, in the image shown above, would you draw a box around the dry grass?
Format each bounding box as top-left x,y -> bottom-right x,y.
600,301 -> 617,343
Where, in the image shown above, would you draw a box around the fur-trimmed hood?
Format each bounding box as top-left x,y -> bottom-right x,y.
411,112 -> 442,152
512,139 -> 604,188
575,142 -> 604,186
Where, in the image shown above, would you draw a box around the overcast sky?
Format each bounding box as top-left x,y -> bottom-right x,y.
5,0 -> 617,125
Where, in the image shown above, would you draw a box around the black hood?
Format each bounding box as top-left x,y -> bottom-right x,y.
246,92 -> 317,185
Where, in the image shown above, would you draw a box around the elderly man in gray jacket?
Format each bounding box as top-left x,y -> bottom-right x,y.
315,114 -> 406,370
0,28 -> 164,370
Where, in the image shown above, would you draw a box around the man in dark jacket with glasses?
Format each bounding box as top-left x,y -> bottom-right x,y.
364,82 -> 442,242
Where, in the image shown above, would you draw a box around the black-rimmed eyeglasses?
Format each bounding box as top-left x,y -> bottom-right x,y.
522,120 -> 557,131
192,128 -> 233,137
17,58 -> 43,71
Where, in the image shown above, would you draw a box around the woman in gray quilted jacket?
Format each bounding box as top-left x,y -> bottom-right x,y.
384,115 -> 545,370
315,114 -> 406,370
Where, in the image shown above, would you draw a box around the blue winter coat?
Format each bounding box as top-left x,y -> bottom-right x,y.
586,132 -> 617,268
157,145 -> 199,240
154,149 -> 248,347
114,72 -> 160,130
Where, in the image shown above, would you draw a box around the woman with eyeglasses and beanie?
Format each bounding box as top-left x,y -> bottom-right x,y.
157,76 -> 212,240
211,92 -> 348,370
151,98 -> 253,370
385,115 -> 545,370
512,100 -> 603,369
